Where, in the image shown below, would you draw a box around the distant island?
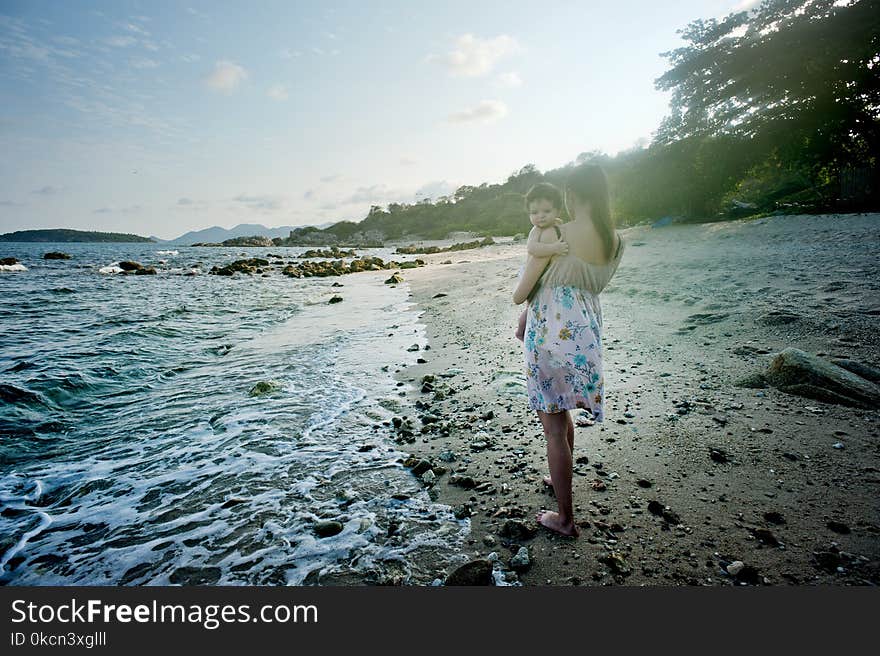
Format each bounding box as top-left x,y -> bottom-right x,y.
192,235 -> 275,247
0,229 -> 154,243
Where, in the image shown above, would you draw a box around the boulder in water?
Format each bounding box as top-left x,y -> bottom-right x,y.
313,520 -> 344,538
248,380 -> 282,396
0,256 -> 26,271
43,252 -> 71,260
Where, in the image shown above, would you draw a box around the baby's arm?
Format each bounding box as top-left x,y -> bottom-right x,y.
513,228 -> 561,305
526,225 -> 568,257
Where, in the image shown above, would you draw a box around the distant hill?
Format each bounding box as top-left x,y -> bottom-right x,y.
0,229 -> 154,243
167,222 -> 336,245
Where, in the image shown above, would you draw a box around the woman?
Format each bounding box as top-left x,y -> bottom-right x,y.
513,163 -> 626,537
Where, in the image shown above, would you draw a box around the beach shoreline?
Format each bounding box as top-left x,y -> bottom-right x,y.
393,212 -> 880,585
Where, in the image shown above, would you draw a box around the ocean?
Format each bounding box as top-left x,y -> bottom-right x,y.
0,243 -> 468,585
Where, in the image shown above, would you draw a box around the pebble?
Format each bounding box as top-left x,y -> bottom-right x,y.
826,521 -> 850,534
510,547 -> 531,572
445,559 -> 493,586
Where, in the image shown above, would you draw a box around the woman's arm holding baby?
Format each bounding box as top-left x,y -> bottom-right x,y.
513,227 -> 561,305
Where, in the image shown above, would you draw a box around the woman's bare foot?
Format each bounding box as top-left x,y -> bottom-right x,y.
535,510 -> 579,537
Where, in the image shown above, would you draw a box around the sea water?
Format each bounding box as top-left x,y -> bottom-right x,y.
0,243 -> 468,585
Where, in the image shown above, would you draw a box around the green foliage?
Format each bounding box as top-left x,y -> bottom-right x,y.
655,0 -> 880,183
719,154 -> 822,212
0,229 -> 154,242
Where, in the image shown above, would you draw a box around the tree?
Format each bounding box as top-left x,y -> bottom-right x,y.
654,0 -> 880,175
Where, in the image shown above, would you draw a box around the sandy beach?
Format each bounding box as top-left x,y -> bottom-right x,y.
392,213 -> 880,585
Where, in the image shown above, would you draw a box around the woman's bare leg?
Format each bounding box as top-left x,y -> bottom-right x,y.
536,410 -> 578,537
543,411 -> 574,487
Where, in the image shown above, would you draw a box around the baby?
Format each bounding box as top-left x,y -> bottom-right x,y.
515,182 -> 568,341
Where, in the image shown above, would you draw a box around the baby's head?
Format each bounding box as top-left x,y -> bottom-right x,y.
525,182 -> 563,229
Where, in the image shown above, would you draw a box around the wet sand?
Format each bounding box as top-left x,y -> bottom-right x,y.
392,213 -> 880,585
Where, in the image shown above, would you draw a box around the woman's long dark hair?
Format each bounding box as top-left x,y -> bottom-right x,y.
565,163 -> 615,260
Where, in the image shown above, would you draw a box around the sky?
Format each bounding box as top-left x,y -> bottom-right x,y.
0,0 -> 758,240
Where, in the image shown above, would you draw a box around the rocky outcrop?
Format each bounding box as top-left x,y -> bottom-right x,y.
99,260 -> 157,275
298,246 -> 358,258
281,256 -> 423,279
43,252 -> 72,259
737,347 -> 880,408
221,235 -> 275,247
203,255 -> 425,279
209,258 -> 270,276
395,236 -> 494,255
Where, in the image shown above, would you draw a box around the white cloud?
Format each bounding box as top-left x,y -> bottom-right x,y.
204,60 -> 248,93
232,193 -> 283,211
180,53 -> 201,63
174,197 -> 209,210
93,205 -> 142,214
61,94 -> 183,140
104,35 -> 137,47
345,185 -> 398,204
429,34 -> 519,77
447,99 -> 509,124
734,0 -> 760,9
267,84 -> 288,101
123,22 -> 150,36
399,157 -> 417,166
279,47 -> 302,59
496,71 -> 522,87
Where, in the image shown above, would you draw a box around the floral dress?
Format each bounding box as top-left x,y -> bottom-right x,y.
523,232 -> 625,419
